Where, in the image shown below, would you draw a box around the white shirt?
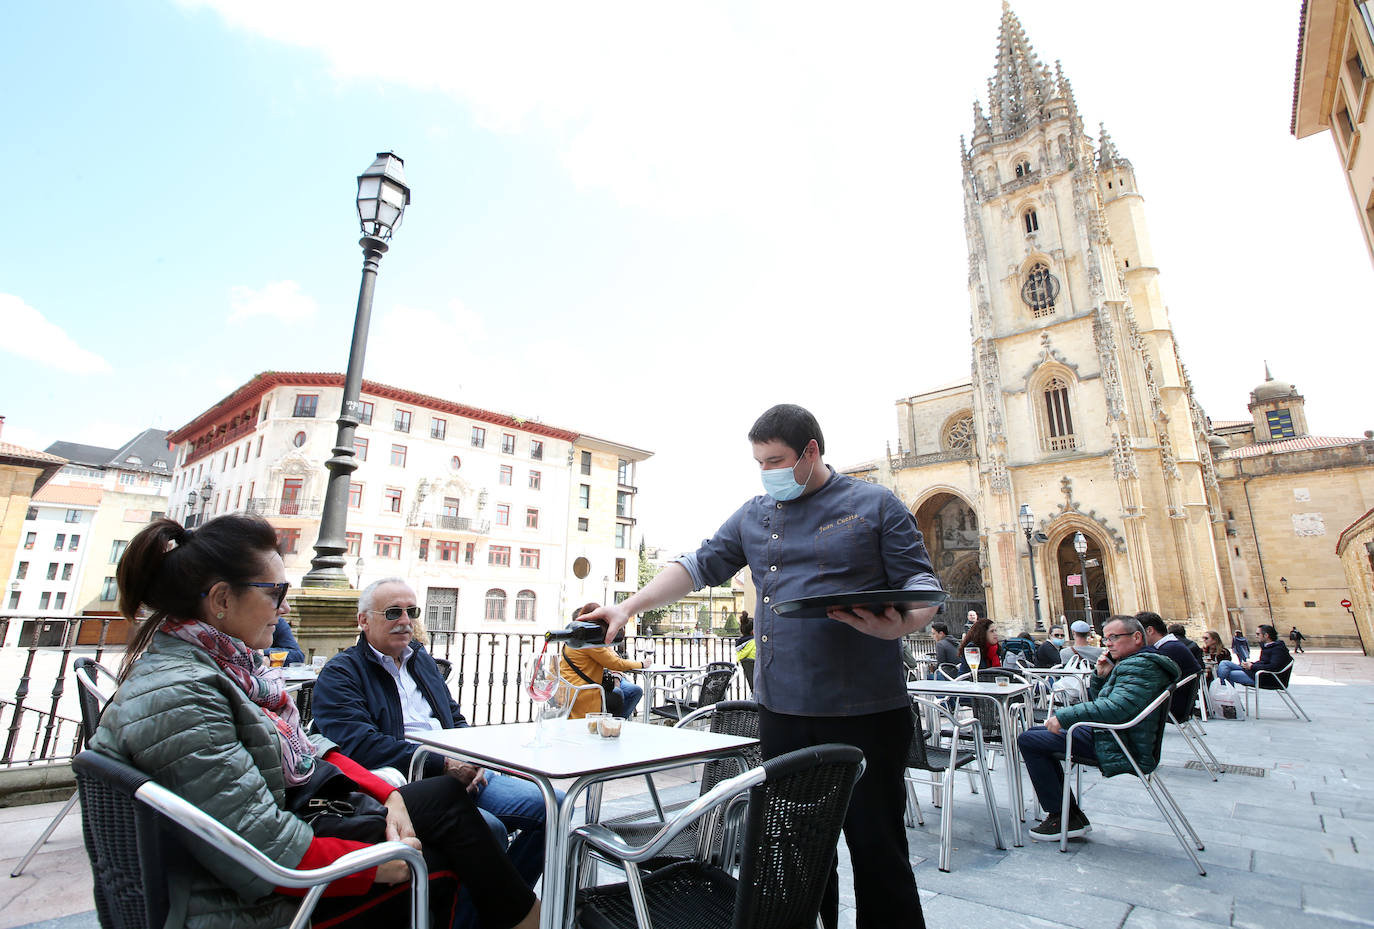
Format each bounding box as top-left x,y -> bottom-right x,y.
1156,633 -> 1178,646
368,642 -> 443,737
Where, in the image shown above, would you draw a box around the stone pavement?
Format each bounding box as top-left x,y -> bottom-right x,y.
3,650 -> 1372,929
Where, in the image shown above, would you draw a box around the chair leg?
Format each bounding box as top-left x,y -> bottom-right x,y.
939,768 -> 955,872
975,759 -> 1004,851
1142,771 -> 1207,876
1278,686 -> 1311,722
904,777 -> 924,827
1185,720 -> 1223,772
1172,720 -> 1218,781
9,791 -> 79,877
1060,758 -> 1075,854
643,774 -> 666,821
967,769 -> 979,794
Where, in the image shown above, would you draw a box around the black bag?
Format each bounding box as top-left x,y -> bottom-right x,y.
565,648 -> 625,716
285,759 -> 389,843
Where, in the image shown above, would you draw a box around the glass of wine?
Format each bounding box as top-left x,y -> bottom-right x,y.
965,646 -> 982,684
526,649 -> 563,746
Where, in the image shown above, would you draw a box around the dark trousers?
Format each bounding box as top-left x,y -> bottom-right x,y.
1016,725 -> 1098,816
759,705 -> 923,929
312,776 -> 535,929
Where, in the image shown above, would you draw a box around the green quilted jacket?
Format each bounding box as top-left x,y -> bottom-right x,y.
89,632 -> 337,929
1053,648 -> 1180,777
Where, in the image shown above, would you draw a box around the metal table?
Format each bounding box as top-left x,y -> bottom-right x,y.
410,718 -> 756,929
908,679 -> 1033,845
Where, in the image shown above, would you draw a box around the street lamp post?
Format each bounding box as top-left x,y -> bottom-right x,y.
1018,503 -> 1044,631
303,153 -> 411,588
198,479 -> 215,527
1073,531 -> 1092,629
185,490 -> 198,527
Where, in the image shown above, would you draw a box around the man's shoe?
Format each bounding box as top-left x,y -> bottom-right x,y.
1064,806 -> 1092,838
1029,809 -> 1091,841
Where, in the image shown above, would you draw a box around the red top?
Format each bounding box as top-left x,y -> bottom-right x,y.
984,642 -> 1002,668
276,750 -> 399,897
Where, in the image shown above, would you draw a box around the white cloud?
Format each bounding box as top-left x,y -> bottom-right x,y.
228,280 -> 319,324
0,294 -> 112,374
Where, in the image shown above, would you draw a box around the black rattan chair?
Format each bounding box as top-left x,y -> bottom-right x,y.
573,743 -> 864,929
738,658 -> 754,694
433,656 -> 453,682
73,750 -> 428,929
650,668 -> 734,722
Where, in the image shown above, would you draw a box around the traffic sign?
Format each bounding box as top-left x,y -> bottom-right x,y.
1342,598 -> 1353,608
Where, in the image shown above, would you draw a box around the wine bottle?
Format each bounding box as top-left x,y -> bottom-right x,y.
545,620 -> 624,648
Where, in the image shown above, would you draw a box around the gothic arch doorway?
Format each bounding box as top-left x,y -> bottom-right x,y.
1054,530 -> 1111,630
914,491 -> 985,619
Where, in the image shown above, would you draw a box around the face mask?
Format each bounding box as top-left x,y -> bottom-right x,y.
761,441 -> 817,502
1050,637 -> 1064,646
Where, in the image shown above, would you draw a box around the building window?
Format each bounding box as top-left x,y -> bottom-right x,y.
26,506 -> 37,520
7,591 -> 18,609
1043,376 -> 1077,451
515,590 -> 536,622
15,561 -> 27,579
1022,262 -> 1059,317
345,531 -> 362,556
281,478 -> 304,515
54,534 -> 65,550
293,431 -> 307,448
496,503 -> 511,526
499,464 -> 513,485
437,540 -> 460,562
529,470 -> 541,490
464,542 -> 475,564
358,400 -> 374,425
110,540 -> 128,563
450,455 -> 462,471
615,523 -> 628,548
354,437 -> 369,461
1014,159 -> 1031,177
47,563 -> 58,580
119,472 -> 136,486
519,548 -> 540,569
390,444 -> 408,467
62,563 -> 73,581
277,527 -> 301,554
1361,1 -> 1374,45
384,487 -> 403,512
578,517 -> 589,532
1023,209 -> 1039,234
68,535 -> 80,551
489,545 -> 511,567
417,538 -> 429,561
431,417 -> 447,440
484,589 -> 507,621
615,557 -> 627,583
580,450 -> 592,475
616,492 -> 630,518
943,413 -> 976,454
375,534 -> 402,558
24,532 -> 35,550
66,509 -> 81,523
530,439 -> 543,460
394,409 -> 412,433
39,592 -> 51,610
442,496 -> 460,518
100,577 -> 117,601
256,435 -> 264,458
471,426 -> 486,448
232,447 -> 239,468
618,459 -> 630,484
293,394 -> 319,417
526,507 -> 539,529
55,592 -> 66,610
501,433 -> 516,455
579,484 -> 590,508
1266,409 -> 1296,440
349,482 -> 364,509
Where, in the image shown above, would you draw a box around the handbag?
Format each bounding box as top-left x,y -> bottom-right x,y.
285,759 -> 389,843
564,648 -> 625,716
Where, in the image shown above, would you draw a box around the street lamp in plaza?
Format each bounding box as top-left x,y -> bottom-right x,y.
355,556 -> 365,589
1073,531 -> 1092,629
1018,503 -> 1045,631
303,152 -> 411,588
196,479 -> 215,527
185,490 -> 199,527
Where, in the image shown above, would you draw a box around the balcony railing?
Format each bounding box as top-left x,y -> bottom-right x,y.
408,514 -> 493,534
245,497 -> 323,519
888,448 -> 976,470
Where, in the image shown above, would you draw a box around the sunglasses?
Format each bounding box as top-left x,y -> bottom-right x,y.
370,605 -> 422,622
244,582 -> 291,609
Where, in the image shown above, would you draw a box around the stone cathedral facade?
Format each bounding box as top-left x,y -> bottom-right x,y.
847,7 -> 1374,643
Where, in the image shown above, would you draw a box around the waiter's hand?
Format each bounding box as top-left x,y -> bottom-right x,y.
581,603 -> 630,644
827,604 -> 915,639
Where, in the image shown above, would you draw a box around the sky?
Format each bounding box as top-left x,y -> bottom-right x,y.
3,1 -> 1370,554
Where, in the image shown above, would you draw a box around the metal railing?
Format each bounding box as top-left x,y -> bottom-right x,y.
888,449 -> 975,470
246,497 -> 324,519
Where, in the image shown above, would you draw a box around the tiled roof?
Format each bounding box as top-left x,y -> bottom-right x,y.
1218,435 -> 1368,459
107,428 -> 174,475
46,441 -> 118,466
33,484 -> 103,506
0,442 -> 66,464
1291,0 -> 1309,136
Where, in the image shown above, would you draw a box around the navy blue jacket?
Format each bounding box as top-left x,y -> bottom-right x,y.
1153,637 -> 1202,719
271,618 -> 305,665
311,634 -> 468,779
1251,639 -> 1293,688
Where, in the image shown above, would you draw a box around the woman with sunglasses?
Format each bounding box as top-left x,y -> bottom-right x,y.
90,515 -> 538,929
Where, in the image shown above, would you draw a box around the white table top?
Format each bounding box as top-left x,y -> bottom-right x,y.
908,680 -> 1031,698
280,667 -> 317,683
410,719 -> 756,780
630,665 -> 705,675
1020,666 -> 1096,677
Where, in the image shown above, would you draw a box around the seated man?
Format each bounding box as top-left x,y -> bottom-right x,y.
312,576 -> 555,898
1138,612 -> 1202,720
1059,620 -> 1103,666
1215,624 -> 1293,690
1034,627 -> 1065,668
1169,623 -> 1207,671
1017,615 -> 1180,840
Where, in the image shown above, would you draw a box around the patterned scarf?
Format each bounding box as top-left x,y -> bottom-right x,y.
162,618 -> 317,786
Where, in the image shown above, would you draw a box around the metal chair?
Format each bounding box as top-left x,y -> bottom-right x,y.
1057,684 -> 1207,875
904,696 -> 1003,872
433,656 -> 453,681
737,658 -> 754,694
1167,672 -> 1221,780
650,668 -> 734,723
1239,660 -> 1310,721
11,656 -> 118,878
572,744 -> 864,929
72,749 -> 428,929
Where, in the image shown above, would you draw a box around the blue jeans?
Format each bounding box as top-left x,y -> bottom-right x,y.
616,679 -> 643,718
1215,660 -> 1255,687
1016,725 -> 1098,816
453,772 -> 563,929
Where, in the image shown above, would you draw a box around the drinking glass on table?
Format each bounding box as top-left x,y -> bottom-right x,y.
525,651 -> 573,746
965,646 -> 982,683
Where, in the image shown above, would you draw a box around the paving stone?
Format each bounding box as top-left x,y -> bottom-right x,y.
1322,814 -> 1374,840
1121,904 -> 1229,929
1300,883 -> 1374,926
1251,850 -> 1374,888
1235,899 -> 1374,929
918,893 -> 1066,929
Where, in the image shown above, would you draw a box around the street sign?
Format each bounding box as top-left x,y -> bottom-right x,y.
1067,574 -> 1082,586
1085,558 -> 1100,568
1342,598 -> 1353,608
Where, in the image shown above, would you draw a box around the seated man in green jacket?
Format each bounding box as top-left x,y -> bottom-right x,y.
1017,614 -> 1180,840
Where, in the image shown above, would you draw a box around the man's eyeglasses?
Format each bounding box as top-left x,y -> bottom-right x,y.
370,606 -> 422,622
1103,632 -> 1136,644
244,582 -> 291,609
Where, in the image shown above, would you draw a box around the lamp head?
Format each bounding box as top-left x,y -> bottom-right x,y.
186,490 -> 198,508
199,479 -> 214,502
1017,503 -> 1034,533
356,152 -> 410,240
1073,531 -> 1087,556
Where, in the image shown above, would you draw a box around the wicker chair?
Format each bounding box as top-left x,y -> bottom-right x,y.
904,696 -> 1003,872
72,750 -> 428,929
650,668 -> 735,723
11,656 -> 118,878
573,744 -> 864,929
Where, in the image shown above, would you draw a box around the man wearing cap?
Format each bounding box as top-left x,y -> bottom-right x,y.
1060,620 -> 1103,666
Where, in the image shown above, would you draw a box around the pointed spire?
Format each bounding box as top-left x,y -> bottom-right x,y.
1264,360 -> 1273,381
1097,123 -> 1129,169
972,100 -> 991,138
987,4 -> 1053,137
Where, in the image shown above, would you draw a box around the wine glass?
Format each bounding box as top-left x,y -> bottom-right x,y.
525,650 -> 563,747
965,646 -> 982,684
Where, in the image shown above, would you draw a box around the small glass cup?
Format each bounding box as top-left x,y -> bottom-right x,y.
598,716 -> 624,739
311,655 -> 328,672
997,678 -> 1009,688
269,650 -> 288,668
586,712 -> 611,735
